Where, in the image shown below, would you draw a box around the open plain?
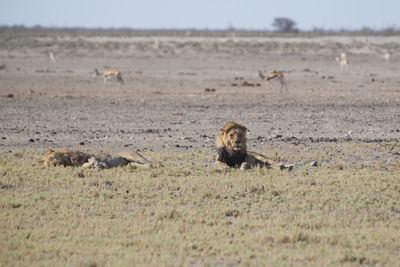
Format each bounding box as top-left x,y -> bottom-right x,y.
1,29 -> 400,265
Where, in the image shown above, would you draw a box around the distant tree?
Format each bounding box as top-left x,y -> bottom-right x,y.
382,26 -> 397,35
272,17 -> 298,33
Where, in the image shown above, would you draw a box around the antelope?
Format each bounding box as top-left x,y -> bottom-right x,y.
336,52 -> 348,69
49,52 -> 55,62
258,70 -> 288,91
93,69 -> 124,84
383,52 -> 390,62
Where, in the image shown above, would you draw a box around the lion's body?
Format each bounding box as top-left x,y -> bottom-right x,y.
215,122 -> 292,170
82,151 -> 152,169
41,148 -> 151,169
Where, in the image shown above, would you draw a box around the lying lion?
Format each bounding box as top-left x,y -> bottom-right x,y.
215,122 -> 293,170
40,148 -> 152,169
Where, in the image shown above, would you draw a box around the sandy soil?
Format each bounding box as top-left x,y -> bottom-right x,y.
1,31 -> 400,168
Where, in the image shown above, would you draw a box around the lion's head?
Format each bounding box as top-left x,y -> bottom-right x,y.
217,122 -> 247,155
40,148 -> 90,167
40,148 -> 64,167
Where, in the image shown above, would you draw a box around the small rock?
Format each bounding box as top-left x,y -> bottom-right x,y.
28,138 -> 35,143
79,141 -> 85,145
310,161 -> 318,167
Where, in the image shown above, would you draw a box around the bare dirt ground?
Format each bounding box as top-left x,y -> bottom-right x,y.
1,30 -> 400,168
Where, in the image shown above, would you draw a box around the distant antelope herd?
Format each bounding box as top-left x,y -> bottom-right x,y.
42,47 -> 393,94
335,51 -> 392,69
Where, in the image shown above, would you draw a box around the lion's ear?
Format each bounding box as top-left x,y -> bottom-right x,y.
48,147 -> 54,153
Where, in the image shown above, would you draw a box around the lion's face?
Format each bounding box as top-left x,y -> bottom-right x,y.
220,123 -> 247,154
40,149 -> 64,167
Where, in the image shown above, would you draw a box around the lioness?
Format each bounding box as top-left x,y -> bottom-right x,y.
41,148 -> 152,169
82,151 -> 152,169
215,122 -> 292,170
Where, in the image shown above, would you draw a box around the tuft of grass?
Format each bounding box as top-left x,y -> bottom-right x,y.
0,149 -> 400,266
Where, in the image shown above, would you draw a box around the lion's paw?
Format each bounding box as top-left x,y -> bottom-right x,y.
240,162 -> 250,171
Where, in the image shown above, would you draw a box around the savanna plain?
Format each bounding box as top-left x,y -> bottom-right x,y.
1,28 -> 400,266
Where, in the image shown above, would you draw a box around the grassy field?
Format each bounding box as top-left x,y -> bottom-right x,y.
1,149 -> 400,266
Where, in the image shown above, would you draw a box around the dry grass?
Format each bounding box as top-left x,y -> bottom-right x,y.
1,149 -> 400,266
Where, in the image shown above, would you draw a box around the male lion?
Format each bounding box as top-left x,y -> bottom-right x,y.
215,122 -> 292,170
40,148 -> 91,167
40,148 -> 152,169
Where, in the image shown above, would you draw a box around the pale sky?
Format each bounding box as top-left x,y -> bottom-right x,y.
1,0 -> 399,31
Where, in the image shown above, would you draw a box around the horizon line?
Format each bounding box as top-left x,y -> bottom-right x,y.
1,24 -> 400,33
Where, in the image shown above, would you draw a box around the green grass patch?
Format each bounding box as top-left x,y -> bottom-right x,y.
1,149 -> 400,266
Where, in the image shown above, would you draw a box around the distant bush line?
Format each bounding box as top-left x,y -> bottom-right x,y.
1,25 -> 400,37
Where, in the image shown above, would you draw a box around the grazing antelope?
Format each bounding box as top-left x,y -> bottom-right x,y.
93,69 -> 124,84
258,70 -> 288,91
336,52 -> 348,69
383,52 -> 390,62
49,52 -> 55,62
